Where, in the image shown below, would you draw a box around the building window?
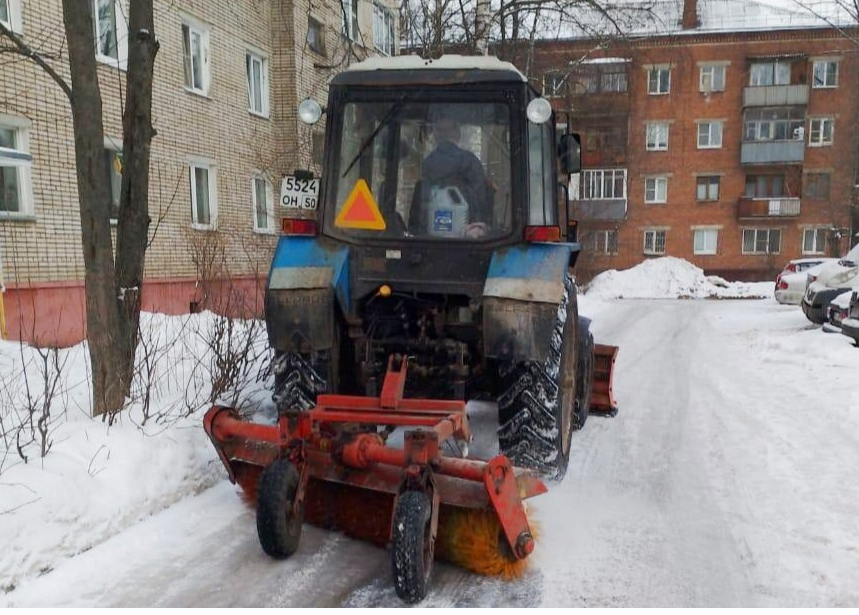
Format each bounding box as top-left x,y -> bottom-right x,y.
182,20 -> 210,94
699,64 -> 725,92
252,174 -> 274,232
0,123 -> 32,216
189,161 -> 217,229
749,61 -> 790,86
1,0 -> 22,33
808,118 -> 833,147
593,230 -> 618,255
543,71 -> 566,97
93,0 -> 128,68
646,122 -> 669,151
696,176 -> 720,201
343,0 -> 359,40
373,4 -> 395,55
644,176 -> 668,203
601,70 -> 628,93
803,228 -> 828,254
247,51 -> 269,117
580,168 -> 626,200
744,174 -> 786,197
804,173 -> 830,200
103,146 -> 122,221
307,16 -> 326,56
647,66 -> 670,94
744,107 -> 804,141
697,121 -> 723,149
742,228 -> 781,254
693,229 -> 718,255
812,60 -> 838,88
0,0 -> 11,31
643,229 -> 666,255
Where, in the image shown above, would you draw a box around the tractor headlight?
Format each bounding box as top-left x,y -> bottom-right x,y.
298,98 -> 324,125
526,97 -> 552,124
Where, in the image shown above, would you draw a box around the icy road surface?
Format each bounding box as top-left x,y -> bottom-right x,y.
5,299 -> 859,607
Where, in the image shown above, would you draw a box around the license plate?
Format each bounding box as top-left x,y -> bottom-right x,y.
280,176 -> 320,210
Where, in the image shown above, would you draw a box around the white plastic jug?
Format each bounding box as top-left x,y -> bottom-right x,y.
425,186 -> 469,238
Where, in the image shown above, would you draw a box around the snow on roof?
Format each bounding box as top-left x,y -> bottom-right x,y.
584,256 -> 773,299
345,55 -> 526,80
582,57 -> 632,65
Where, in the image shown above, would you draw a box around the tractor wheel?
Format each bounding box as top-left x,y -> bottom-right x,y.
497,273 -> 578,480
272,323 -> 340,414
391,491 -> 434,604
574,321 -> 595,430
256,460 -> 303,558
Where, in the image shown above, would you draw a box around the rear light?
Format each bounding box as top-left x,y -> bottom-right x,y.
525,225 -> 561,242
787,263 -> 797,273
777,279 -> 788,290
282,218 -> 318,236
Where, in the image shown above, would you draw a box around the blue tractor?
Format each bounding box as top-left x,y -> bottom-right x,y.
266,55 -> 617,480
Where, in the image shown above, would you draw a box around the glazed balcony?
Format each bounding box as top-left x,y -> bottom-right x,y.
737,196 -> 801,218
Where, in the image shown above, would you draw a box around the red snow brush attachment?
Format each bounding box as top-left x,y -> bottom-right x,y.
203,355 -> 547,604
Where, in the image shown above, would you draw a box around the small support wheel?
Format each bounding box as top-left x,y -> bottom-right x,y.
256,459 -> 303,558
391,491 -> 434,603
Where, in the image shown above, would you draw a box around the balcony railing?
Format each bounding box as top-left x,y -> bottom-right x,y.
737,197 -> 801,218
741,140 -> 805,164
743,84 -> 809,107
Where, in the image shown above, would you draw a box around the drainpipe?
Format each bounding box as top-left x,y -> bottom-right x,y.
0,231 -> 6,340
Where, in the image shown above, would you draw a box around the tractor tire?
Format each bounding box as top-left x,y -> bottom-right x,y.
272,323 -> 340,414
256,460 -> 303,559
391,491 -> 434,604
497,273 -> 578,480
574,321 -> 595,430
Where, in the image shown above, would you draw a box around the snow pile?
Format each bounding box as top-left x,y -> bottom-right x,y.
0,312 -> 272,593
584,257 -> 773,300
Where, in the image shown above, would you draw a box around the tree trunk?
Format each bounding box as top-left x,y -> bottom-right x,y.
114,0 -> 158,392
61,0 -> 126,415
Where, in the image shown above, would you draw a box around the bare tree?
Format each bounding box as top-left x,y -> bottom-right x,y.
0,0 -> 158,416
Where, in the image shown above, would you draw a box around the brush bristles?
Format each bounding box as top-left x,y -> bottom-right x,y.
441,508 -> 537,579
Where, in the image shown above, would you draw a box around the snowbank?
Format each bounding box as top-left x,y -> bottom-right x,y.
584,257 -> 773,300
0,312 -> 272,593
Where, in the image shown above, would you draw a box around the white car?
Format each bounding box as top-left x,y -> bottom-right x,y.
802,243 -> 859,324
823,290 -> 854,332
774,258 -> 835,305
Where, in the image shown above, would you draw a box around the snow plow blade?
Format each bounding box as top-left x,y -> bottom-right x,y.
203,356 -> 546,603
590,344 -> 619,416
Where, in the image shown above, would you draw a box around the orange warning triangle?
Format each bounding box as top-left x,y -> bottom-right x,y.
335,179 -> 386,230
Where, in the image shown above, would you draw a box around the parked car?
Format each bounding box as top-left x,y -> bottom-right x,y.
823,290 -> 853,332
774,259 -> 835,305
840,291 -> 859,345
801,243 -> 859,324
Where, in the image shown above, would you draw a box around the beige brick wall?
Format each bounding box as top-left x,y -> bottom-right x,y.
0,0 -> 397,287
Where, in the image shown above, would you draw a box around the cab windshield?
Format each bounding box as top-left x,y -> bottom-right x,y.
327,100 -> 513,241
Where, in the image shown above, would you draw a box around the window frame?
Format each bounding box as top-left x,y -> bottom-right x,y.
103,141 -> 123,223
593,229 -> 619,255
580,168 -> 627,200
693,228 -> 718,255
802,227 -> 828,255
246,50 -> 270,117
804,172 -> 830,200
812,59 -> 838,89
808,117 -> 833,147
643,229 -> 667,255
0,120 -> 34,218
645,122 -> 669,151
306,15 -> 327,56
644,176 -> 668,204
93,0 -> 129,70
182,18 -> 211,96
742,228 -> 781,255
749,61 -> 791,87
647,66 -> 671,95
251,172 -> 275,233
696,176 -> 720,202
342,0 -> 359,41
372,4 -> 395,56
697,120 -> 723,149
189,159 -> 218,230
699,64 -> 725,93
0,0 -> 23,34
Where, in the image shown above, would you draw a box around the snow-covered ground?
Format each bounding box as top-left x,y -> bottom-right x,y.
2,257 -> 857,606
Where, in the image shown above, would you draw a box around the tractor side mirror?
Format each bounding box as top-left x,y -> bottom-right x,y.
559,133 -> 581,175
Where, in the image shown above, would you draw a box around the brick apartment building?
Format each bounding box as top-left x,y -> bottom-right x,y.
0,0 -> 397,345
527,0 -> 859,282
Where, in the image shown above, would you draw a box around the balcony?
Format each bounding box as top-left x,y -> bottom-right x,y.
575,199 -> 628,221
741,140 -> 805,165
737,197 -> 801,218
743,84 -> 809,107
